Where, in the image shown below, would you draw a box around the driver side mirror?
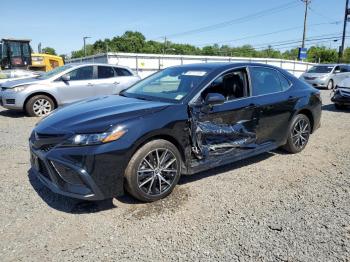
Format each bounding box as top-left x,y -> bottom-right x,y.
334,70 -> 341,74
61,75 -> 70,82
204,93 -> 225,106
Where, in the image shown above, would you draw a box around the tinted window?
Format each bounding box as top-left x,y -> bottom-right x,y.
202,70 -> 247,101
278,72 -> 291,91
250,67 -> 282,96
66,66 -> 93,81
307,66 -> 334,73
115,67 -> 132,76
98,66 -> 115,79
340,66 -> 349,73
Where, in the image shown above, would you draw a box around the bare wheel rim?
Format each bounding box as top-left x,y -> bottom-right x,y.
137,148 -> 178,196
292,118 -> 310,149
33,98 -> 52,116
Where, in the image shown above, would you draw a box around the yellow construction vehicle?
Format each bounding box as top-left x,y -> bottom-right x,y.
29,53 -> 64,72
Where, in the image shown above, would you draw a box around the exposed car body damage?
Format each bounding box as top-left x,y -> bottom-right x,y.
189,107 -> 257,159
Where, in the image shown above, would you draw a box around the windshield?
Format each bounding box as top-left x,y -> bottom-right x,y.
37,64 -> 73,80
123,67 -> 210,102
307,66 -> 334,74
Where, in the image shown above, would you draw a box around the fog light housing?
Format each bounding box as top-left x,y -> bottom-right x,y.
51,161 -> 85,185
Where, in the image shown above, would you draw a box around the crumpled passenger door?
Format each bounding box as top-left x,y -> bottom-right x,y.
189,98 -> 259,159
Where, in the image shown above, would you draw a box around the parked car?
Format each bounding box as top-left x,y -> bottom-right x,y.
0,63 -> 140,116
331,77 -> 350,109
299,64 -> 350,89
29,63 -> 321,202
0,69 -> 40,84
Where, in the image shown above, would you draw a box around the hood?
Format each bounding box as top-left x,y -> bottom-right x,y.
337,77 -> 350,88
1,77 -> 42,88
35,95 -> 171,134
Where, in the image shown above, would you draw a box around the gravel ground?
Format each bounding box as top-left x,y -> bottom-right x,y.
0,90 -> 349,261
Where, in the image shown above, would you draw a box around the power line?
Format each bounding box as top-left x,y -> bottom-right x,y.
196,21 -> 340,47
152,1 -> 300,40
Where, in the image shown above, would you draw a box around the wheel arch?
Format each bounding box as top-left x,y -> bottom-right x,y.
296,108 -> 315,133
23,92 -> 58,111
130,133 -> 188,172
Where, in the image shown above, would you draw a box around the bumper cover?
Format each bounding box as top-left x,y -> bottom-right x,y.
29,138 -> 128,200
331,89 -> 350,105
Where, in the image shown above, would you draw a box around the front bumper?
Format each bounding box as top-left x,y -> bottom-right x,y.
29,136 -> 129,200
331,89 -> 350,105
0,90 -> 24,110
303,78 -> 327,88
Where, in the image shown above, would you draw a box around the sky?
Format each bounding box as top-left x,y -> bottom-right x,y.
0,0 -> 346,55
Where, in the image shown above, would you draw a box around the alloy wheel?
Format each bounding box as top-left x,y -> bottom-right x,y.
292,118 -> 310,149
137,148 -> 178,196
33,99 -> 52,116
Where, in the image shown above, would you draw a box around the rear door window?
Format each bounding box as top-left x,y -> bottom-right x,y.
249,67 -> 283,96
114,67 -> 132,76
98,66 -> 115,79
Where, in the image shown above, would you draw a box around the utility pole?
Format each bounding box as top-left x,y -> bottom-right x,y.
83,36 -> 91,57
340,0 -> 350,61
301,0 -> 311,49
163,36 -> 167,55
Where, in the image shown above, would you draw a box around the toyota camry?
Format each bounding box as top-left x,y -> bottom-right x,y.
29,63 -> 322,202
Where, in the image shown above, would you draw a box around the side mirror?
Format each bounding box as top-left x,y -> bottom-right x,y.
61,75 -> 70,82
334,70 -> 341,74
204,93 -> 225,106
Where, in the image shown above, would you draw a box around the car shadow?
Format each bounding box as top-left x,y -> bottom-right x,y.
28,150 -> 281,212
0,109 -> 27,118
28,170 -> 117,214
322,103 -> 350,112
178,151 -> 275,185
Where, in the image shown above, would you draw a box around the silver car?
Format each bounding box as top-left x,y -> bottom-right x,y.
0,63 -> 140,116
300,64 -> 350,90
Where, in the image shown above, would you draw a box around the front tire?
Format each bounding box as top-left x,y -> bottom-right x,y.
327,80 -> 334,90
25,95 -> 55,117
283,114 -> 311,154
124,139 -> 182,202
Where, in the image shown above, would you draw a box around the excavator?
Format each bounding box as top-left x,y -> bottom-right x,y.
0,38 -> 63,71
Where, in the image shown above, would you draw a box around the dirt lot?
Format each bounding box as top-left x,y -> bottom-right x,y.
0,90 -> 349,261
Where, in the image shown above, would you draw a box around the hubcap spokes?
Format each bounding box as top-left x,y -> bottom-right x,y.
292,119 -> 310,149
33,99 -> 52,116
137,149 -> 177,196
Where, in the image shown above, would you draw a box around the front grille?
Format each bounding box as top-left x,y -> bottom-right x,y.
305,77 -> 316,80
5,99 -> 15,104
40,144 -> 55,152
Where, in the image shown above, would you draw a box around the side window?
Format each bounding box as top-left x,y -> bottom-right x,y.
340,66 -> 349,73
114,67 -> 132,76
98,66 -> 115,79
278,72 -> 291,91
250,67 -> 282,96
201,70 -> 247,101
66,66 -> 93,81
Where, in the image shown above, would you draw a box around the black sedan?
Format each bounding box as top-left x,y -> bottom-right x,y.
29,63 -> 322,202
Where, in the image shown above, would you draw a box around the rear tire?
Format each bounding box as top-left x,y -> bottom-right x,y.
25,95 -> 55,117
124,139 -> 181,202
327,80 -> 334,90
283,114 -> 311,154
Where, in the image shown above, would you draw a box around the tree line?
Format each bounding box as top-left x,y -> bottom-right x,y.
50,31 -> 350,63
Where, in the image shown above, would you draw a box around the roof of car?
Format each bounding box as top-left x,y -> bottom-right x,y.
68,63 -> 132,69
168,62 -> 282,71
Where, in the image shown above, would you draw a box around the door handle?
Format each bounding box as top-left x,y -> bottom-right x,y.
114,81 -> 120,85
87,83 -> 93,86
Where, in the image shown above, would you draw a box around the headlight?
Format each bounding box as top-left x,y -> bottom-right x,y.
12,85 -> 30,92
64,126 -> 127,146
